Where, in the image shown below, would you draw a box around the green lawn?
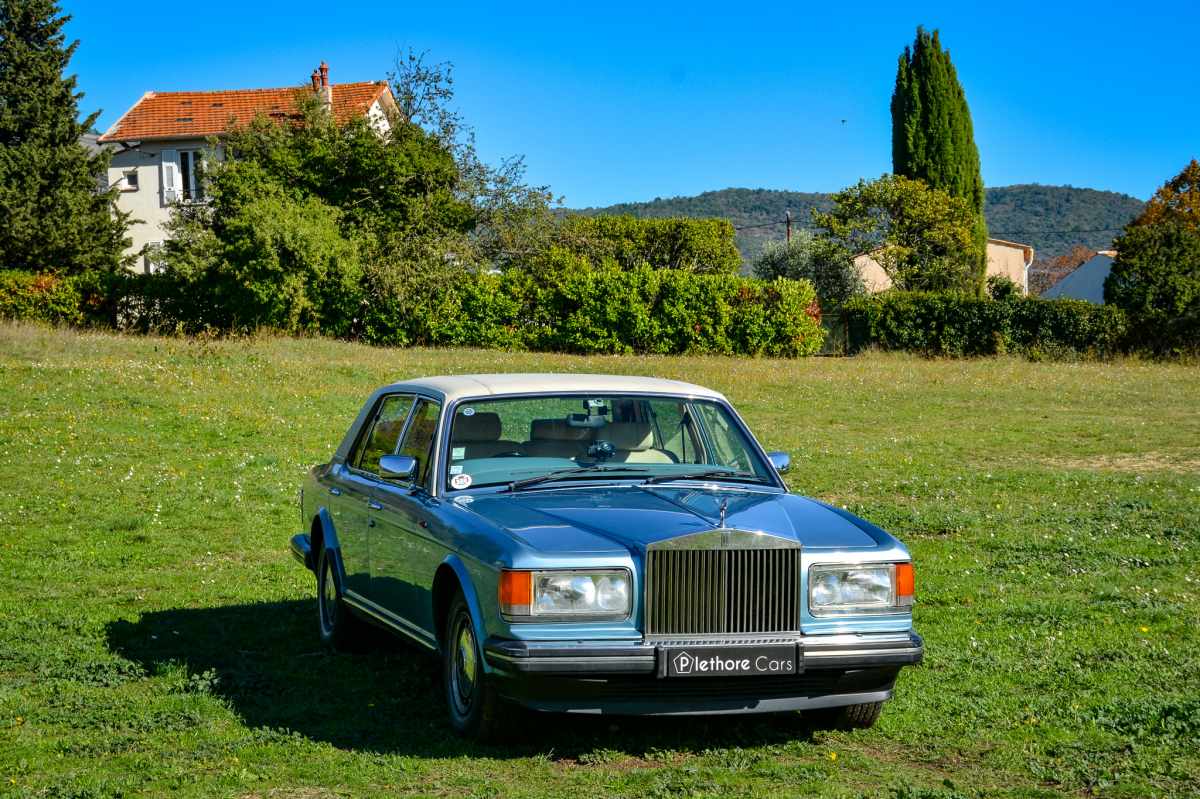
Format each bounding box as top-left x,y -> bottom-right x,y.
1,322 -> 1197,798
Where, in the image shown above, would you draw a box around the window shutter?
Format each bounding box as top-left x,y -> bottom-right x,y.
160,149 -> 180,203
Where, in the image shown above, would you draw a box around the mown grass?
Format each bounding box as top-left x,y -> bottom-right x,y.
0,322 -> 1197,798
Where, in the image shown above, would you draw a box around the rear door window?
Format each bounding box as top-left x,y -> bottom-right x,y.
352,394 -> 415,475
396,398 -> 441,490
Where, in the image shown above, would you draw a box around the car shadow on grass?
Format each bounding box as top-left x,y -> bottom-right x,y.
106,599 -> 820,760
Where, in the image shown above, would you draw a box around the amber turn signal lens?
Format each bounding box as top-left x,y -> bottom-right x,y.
499,570 -> 532,616
895,562 -> 915,606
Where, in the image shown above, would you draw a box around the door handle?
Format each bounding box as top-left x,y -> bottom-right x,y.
328,487 -> 342,496
367,499 -> 383,511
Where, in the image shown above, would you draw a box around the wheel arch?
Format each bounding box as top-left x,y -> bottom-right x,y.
432,555 -> 490,668
310,508 -> 345,583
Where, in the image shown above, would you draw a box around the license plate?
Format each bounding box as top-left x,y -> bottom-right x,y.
662,644 -> 799,678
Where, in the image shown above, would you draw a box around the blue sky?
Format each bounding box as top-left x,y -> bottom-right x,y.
67,0 -> 1196,208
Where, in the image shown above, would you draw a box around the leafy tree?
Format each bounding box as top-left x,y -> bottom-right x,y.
813,174 -> 977,292
160,92 -> 472,332
1124,159 -> 1200,229
891,27 -> 987,289
752,231 -> 863,308
1105,160 -> 1200,352
389,48 -> 557,265
0,0 -> 128,272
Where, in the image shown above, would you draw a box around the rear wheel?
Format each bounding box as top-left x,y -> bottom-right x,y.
443,591 -> 504,740
316,546 -> 368,650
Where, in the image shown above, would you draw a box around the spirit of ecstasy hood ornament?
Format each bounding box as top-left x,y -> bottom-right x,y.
718,496 -> 729,529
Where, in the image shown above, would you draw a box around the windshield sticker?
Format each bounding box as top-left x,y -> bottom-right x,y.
449,464 -> 464,475
451,446 -> 466,460
462,407 -> 476,417
450,473 -> 473,490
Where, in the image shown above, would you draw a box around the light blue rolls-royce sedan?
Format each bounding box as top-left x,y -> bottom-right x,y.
291,374 -> 922,738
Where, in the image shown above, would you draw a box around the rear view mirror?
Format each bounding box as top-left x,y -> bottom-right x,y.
767,451 -> 791,474
379,454 -> 417,481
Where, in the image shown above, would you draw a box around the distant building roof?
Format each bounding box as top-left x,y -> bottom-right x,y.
987,237 -> 1035,264
80,132 -> 109,155
1042,253 -> 1115,304
98,76 -> 391,143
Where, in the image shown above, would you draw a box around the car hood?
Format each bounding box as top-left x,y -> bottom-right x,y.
458,485 -> 883,555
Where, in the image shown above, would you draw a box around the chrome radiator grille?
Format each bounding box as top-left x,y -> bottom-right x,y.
644,546 -> 801,636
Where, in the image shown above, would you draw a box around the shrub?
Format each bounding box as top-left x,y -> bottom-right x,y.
158,193 -> 366,335
752,232 -> 864,310
559,215 -> 742,273
845,291 -> 1128,358
356,258 -> 825,356
0,270 -> 83,325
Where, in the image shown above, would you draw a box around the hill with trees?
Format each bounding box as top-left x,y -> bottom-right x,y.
574,185 -> 1145,264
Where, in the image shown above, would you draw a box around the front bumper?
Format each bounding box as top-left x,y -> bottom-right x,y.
483,631 -> 923,715
484,631 -> 923,675
290,533 -> 314,571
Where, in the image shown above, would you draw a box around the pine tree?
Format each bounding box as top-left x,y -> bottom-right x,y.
0,0 -> 128,273
891,26 -> 987,291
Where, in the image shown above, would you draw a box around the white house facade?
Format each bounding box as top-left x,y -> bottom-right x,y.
98,62 -> 397,271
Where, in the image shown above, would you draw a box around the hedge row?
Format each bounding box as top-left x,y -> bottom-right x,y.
0,267 -> 827,357
0,271 -> 84,325
355,267 -> 823,356
844,291 -> 1129,358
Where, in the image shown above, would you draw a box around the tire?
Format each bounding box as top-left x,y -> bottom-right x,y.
442,591 -> 504,740
810,700 -> 884,730
316,546 -> 368,650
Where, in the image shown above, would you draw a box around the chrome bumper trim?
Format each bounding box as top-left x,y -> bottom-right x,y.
484,631 -> 923,675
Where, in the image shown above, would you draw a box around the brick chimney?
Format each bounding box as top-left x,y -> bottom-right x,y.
319,61 -> 332,109
310,69 -> 320,92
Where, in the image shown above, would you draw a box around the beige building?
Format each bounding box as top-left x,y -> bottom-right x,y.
98,62 -> 398,271
855,238 -> 1035,294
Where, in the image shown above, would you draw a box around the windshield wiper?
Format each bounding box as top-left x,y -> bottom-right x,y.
506,464 -> 652,492
642,469 -> 767,485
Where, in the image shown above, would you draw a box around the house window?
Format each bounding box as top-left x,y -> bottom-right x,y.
122,169 -> 139,191
179,151 -> 204,201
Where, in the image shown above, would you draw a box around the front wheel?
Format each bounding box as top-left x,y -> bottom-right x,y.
316,546 -> 368,650
443,592 -> 505,740
809,700 -> 884,730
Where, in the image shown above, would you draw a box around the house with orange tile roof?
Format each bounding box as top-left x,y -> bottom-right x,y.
98,62 -> 398,269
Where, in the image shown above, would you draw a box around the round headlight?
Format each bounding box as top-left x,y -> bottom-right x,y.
596,575 -> 628,612
811,572 -> 841,606
567,575 -> 597,607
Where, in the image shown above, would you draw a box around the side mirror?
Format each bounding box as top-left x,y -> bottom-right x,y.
767,451 -> 791,474
378,454 -> 417,481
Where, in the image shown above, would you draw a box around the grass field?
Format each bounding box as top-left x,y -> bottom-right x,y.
1,322 -> 1198,798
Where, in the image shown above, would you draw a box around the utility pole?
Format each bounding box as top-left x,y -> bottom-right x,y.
785,210 -> 792,243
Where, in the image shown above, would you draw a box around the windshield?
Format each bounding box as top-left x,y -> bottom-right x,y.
444,394 -> 773,491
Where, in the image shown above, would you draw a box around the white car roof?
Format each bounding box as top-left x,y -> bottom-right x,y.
385,373 -> 726,403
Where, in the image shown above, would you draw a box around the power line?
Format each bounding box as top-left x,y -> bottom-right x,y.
733,217 -> 1125,237
990,227 -> 1123,236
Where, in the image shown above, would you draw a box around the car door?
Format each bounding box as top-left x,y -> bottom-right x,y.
335,393 -> 415,599
370,396 -> 442,636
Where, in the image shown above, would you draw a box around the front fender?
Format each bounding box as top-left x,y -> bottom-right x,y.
300,507 -> 344,583
440,553 -> 495,673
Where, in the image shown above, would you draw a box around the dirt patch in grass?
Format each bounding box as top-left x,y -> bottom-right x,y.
1041,452 -> 1200,475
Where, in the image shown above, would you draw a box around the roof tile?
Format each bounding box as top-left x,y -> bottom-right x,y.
98,82 -> 390,142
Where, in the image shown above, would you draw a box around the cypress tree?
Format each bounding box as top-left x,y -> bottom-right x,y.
891,27 -> 987,291
0,0 -> 128,273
